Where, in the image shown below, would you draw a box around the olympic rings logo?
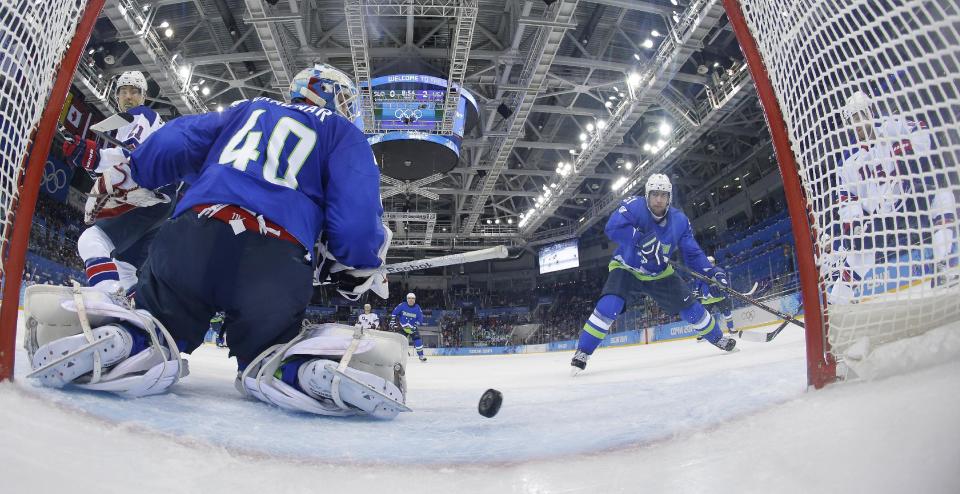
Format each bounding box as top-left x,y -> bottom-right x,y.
393,108 -> 424,120
43,160 -> 68,194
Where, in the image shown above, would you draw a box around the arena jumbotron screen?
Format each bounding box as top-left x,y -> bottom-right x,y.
364,74 -> 479,180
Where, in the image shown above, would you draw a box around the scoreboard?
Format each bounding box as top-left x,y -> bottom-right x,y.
374,89 -> 443,132
365,74 -> 475,136
363,74 -> 479,180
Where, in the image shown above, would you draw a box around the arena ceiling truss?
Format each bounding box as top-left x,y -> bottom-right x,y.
80,0 -> 777,254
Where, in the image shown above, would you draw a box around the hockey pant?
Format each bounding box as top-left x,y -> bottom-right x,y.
134,212 -> 312,368
79,187 -> 176,294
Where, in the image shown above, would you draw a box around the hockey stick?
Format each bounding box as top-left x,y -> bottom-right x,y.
90,128 -> 130,150
741,281 -> 759,297
383,245 -> 509,274
671,261 -> 806,329
737,308 -> 802,343
90,112 -> 134,133
58,125 -> 128,151
313,246 -> 510,287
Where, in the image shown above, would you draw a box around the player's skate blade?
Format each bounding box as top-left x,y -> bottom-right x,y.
570,350 -> 589,376
29,325 -> 132,387
712,336 -> 738,353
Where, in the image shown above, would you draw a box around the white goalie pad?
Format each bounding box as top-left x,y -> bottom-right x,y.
23,284 -> 187,397
23,284 -> 117,357
238,323 -> 410,418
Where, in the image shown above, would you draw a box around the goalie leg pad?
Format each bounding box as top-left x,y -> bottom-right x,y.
238,348 -> 355,417
23,284 -> 187,397
237,324 -> 409,418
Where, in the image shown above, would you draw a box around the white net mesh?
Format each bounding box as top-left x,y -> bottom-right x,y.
0,0 -> 87,283
736,0 -> 960,355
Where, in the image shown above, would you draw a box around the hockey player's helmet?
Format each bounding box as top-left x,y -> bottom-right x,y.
645,173 -> 672,201
115,71 -> 147,111
116,71 -> 148,94
289,64 -> 361,127
841,90 -> 873,123
645,173 -> 672,220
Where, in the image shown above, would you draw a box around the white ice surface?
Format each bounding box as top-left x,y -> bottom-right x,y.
2,317 -> 958,494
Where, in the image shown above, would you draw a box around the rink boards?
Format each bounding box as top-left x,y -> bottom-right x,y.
427,292 -> 803,357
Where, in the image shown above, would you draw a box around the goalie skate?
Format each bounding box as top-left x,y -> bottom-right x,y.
239,323 -> 410,419
322,362 -> 410,415
27,331 -> 122,386
23,284 -> 187,397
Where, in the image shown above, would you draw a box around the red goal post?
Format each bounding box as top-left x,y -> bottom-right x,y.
0,0 -> 107,380
724,0 -> 960,388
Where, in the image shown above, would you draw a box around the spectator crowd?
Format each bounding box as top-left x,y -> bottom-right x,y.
18,190 -> 798,351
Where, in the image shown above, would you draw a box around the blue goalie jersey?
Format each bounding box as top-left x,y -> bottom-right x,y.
128,97 -> 385,269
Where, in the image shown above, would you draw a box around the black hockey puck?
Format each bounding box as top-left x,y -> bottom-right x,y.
478,388 -> 503,418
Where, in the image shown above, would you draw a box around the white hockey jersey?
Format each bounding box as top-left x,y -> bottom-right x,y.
93,106 -> 164,174
832,115 -> 957,283
837,115 -> 932,224
356,312 -> 380,330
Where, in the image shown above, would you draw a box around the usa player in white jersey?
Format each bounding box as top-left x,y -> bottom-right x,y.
63,71 -> 174,295
356,303 -> 380,330
828,91 -> 958,303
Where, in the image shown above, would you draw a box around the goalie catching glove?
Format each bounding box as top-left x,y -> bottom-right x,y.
83,160 -> 170,224
315,225 -> 392,300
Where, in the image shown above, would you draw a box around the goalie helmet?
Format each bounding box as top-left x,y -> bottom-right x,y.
841,90 -> 873,123
289,64 -> 361,127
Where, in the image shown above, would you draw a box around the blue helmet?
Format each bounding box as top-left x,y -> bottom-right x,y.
289,64 -> 361,126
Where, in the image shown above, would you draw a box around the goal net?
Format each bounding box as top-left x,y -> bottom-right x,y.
726,0 -> 960,385
0,0 -> 104,379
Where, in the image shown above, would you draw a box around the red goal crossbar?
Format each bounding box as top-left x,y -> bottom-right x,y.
722,0 -> 836,389
0,0 -> 108,381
